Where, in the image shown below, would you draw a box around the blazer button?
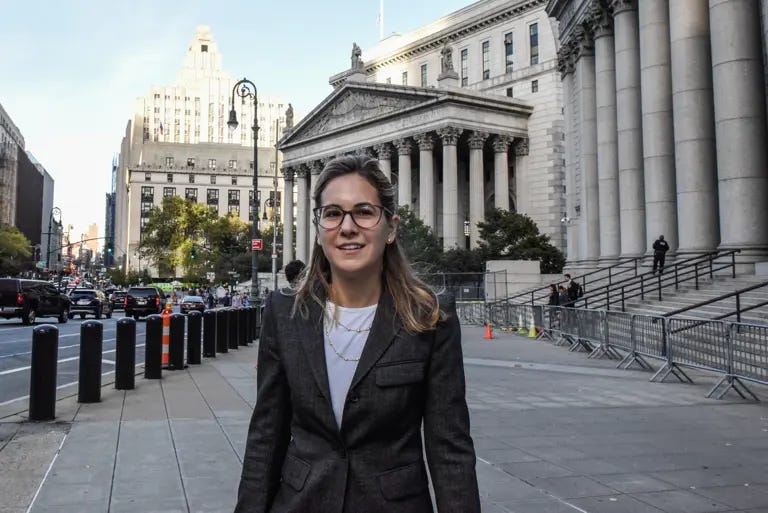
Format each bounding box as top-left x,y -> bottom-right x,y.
348,395 -> 359,403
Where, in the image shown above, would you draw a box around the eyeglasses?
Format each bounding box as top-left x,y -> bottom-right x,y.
313,203 -> 391,229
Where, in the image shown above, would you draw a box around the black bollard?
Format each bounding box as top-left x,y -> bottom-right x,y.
229,308 -> 240,350
115,317 -> 136,390
238,308 -> 247,346
145,314 -> 163,379
254,301 -> 262,342
187,311 -> 202,365
168,313 -> 186,370
243,307 -> 251,345
29,324 -> 59,421
78,321 -> 103,403
216,309 -> 229,353
202,310 -> 216,358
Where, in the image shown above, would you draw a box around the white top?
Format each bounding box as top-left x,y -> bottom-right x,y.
323,301 -> 378,429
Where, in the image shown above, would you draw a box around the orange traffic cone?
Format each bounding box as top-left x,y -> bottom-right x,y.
484,323 -> 493,340
161,305 -> 172,368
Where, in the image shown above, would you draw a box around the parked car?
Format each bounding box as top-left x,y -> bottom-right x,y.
179,295 -> 205,314
0,278 -> 71,324
110,290 -> 127,311
68,289 -> 112,320
125,286 -> 165,319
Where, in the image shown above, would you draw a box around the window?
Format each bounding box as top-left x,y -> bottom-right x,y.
187,157 -> 195,167
269,190 -> 282,209
210,175 -> 216,185
140,202 -> 152,218
249,190 -> 254,206
144,172 -> 151,182
207,189 -> 219,206
504,32 -> 514,72
208,158 -> 216,169
231,176 -> 237,185
166,173 -> 173,183
228,159 -> 237,169
189,174 -> 195,183
530,23 -> 539,65
386,77 -> 392,84
531,80 -> 539,93
201,44 -> 208,52
482,41 -> 490,80
460,49 -> 468,86
163,187 -> 175,198
402,71 -> 408,85
185,188 -> 198,202
228,189 -> 240,205
165,157 -> 174,168
249,161 -> 254,169
141,186 -> 154,201
506,87 -> 514,97
420,64 -> 428,87
228,205 -> 240,216
154,93 -> 160,99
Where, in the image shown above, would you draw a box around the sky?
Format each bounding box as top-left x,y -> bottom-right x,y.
0,0 -> 473,240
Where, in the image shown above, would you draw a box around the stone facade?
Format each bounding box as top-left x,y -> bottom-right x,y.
281,0 -> 565,262
548,0 -> 768,267
0,102 -> 24,227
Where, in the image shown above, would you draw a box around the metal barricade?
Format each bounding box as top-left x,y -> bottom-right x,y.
653,318 -> 730,385
534,306 -> 553,340
557,307 -> 579,347
719,322 -> 766,400
572,309 -> 604,355
456,301 -> 486,326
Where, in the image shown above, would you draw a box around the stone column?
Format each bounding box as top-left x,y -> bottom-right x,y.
592,4 -> 621,262
281,167 -> 295,264
373,143 -> 393,180
295,165 -> 309,263
669,0 -> 719,254
513,138 -> 530,214
559,46 -> 581,264
414,133 -> 436,228
710,0 -> 768,256
308,162 -> 322,261
639,0 -> 678,256
574,27 -> 600,264
613,0 -> 646,257
438,127 -> 463,250
468,131 -> 489,248
393,138 -> 413,208
492,135 -> 512,211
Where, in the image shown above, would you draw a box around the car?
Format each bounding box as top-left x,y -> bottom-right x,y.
0,278 -> 71,324
179,295 -> 205,314
68,289 -> 112,320
110,290 -> 127,310
124,286 -> 166,319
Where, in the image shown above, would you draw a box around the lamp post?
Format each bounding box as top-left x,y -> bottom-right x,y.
227,78 -> 260,303
463,219 -> 471,249
271,118 -> 280,291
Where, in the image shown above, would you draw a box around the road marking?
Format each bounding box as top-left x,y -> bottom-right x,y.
0,332 -> 146,360
0,343 -> 145,376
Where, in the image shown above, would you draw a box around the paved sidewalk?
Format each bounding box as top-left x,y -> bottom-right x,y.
1,328 -> 767,512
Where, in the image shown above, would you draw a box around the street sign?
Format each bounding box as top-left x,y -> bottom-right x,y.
252,239 -> 263,251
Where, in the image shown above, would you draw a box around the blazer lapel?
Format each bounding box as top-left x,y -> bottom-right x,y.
295,298 -> 333,406
348,288 -> 400,391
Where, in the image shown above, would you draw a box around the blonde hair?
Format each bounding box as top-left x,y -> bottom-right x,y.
292,155 -> 440,333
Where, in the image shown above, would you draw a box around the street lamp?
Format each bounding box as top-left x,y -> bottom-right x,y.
227,78 -> 260,303
463,219 -> 471,249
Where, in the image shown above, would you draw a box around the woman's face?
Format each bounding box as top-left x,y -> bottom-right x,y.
316,173 -> 398,280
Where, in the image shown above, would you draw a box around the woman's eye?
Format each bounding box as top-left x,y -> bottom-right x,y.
323,208 -> 342,218
355,206 -> 376,217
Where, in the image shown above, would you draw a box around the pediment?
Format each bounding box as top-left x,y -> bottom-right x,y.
282,84 -> 437,146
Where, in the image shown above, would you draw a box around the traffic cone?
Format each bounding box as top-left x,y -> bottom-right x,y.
484,323 -> 493,340
528,325 -> 537,338
161,307 -> 171,368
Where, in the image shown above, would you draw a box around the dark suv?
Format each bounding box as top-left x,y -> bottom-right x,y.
110,290 -> 127,311
68,289 -> 112,320
0,278 -> 71,325
125,287 -> 165,319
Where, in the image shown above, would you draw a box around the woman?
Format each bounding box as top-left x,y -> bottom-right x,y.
547,284 -> 559,306
235,156 -> 480,513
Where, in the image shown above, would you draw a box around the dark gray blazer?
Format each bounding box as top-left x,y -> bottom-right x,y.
234,287 -> 480,513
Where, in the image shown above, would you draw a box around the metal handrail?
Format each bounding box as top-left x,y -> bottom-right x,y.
664,280 -> 768,322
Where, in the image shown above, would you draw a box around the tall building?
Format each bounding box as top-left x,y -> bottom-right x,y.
115,26 -> 290,274
28,152 -> 56,265
15,150 -> 44,259
85,223 -> 99,254
547,0 -> 768,268
279,0 -> 564,263
104,157 -> 117,267
0,102 -> 25,227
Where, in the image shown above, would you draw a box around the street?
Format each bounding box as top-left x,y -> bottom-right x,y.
0,311 -> 148,406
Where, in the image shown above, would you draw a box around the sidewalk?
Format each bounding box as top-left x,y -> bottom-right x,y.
1,328 -> 767,513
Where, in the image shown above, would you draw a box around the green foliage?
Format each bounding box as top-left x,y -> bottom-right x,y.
0,225 -> 32,276
395,206 -> 442,273
477,208 -> 565,274
439,248 -> 485,274
104,267 -> 127,287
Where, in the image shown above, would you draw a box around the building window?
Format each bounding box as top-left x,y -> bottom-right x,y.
207,189 -> 219,206
504,32 -> 514,72
228,159 -> 237,169
249,161 -> 254,169
141,186 -> 154,202
185,188 -> 198,202
228,189 -> 240,205
166,173 -> 173,183
154,93 -> 160,100
208,158 -> 216,169
144,172 -> 151,182
269,190 -> 282,209
228,205 -> 240,217
201,44 -> 208,52
482,41 -> 490,79
402,71 -> 408,85
189,174 -> 195,183
532,80 -> 539,93
231,176 -> 237,185
506,87 -> 514,97
460,49 -> 468,86
420,64 -> 428,87
210,175 -> 216,185
530,23 -> 539,65
163,187 -> 175,198
187,157 -> 195,167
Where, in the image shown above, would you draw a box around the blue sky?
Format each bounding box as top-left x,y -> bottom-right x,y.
0,0 -> 471,238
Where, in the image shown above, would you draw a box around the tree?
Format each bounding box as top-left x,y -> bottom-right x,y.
477,209 -> 566,274
207,213 -> 251,282
395,206 -> 442,273
105,268 -> 127,287
0,225 -> 32,276
439,248 -> 484,274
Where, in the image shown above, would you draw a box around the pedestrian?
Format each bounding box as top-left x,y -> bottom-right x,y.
564,273 -> 582,306
652,235 -> 670,274
558,285 -> 569,306
547,284 -> 559,306
235,155 -> 480,513
207,292 -> 215,309
283,259 -> 306,288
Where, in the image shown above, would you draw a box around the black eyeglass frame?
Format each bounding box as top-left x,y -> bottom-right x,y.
312,203 -> 393,229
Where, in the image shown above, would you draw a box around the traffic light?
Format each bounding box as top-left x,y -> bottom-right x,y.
190,248 -> 196,261
106,242 -> 113,254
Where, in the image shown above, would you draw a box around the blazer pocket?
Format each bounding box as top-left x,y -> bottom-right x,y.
378,460 -> 429,500
281,454 -> 311,492
375,360 -> 425,387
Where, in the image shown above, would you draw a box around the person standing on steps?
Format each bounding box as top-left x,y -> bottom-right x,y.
652,235 -> 670,274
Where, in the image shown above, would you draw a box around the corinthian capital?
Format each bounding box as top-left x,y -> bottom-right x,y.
514,138 -> 529,156
414,133 -> 436,151
393,138 -> 413,155
373,143 -> 393,160
492,135 -> 512,153
573,25 -> 594,59
589,1 -> 613,38
467,131 -> 489,150
437,127 -> 463,146
611,0 -> 636,15
281,167 -> 295,181
294,165 -> 308,179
